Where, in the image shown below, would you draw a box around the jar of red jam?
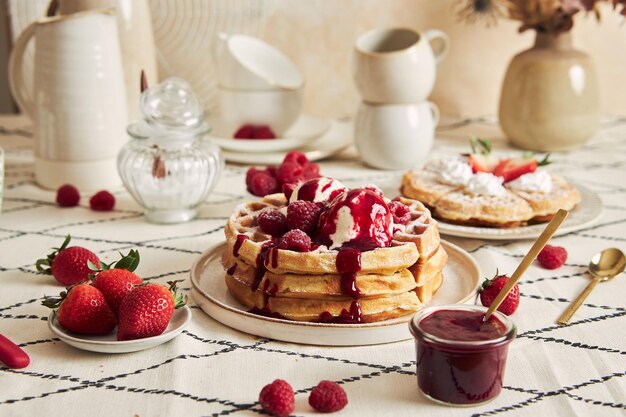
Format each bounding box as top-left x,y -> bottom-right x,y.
409,305 -> 516,406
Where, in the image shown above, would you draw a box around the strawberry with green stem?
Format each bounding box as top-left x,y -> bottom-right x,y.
493,151 -> 551,183
478,270 -> 520,316
467,137 -> 500,173
117,280 -> 187,341
36,235 -> 101,286
90,249 -> 143,316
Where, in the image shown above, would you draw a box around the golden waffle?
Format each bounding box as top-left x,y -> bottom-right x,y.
400,170 -> 461,207
507,174 -> 581,220
416,272 -> 443,304
225,193 -> 423,275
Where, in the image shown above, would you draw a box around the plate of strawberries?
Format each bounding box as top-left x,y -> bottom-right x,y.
39,236 -> 191,353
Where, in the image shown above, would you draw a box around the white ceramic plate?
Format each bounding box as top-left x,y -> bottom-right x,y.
435,184 -> 603,240
221,120 -> 353,165
190,241 -> 480,346
209,114 -> 330,153
48,306 -> 192,353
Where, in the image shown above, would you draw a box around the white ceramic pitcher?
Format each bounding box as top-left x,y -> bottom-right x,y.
9,9 -> 128,190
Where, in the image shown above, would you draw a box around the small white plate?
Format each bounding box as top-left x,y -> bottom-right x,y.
209,114 -> 331,153
435,184 -> 603,240
190,240 -> 480,346
48,306 -> 192,353
221,120 -> 353,165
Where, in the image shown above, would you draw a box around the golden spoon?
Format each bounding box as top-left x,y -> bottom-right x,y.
557,248 -> 626,325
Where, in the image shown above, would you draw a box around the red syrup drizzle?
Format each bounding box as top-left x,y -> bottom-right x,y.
336,247 -> 362,299
226,264 -> 237,275
252,241 -> 274,291
319,301 -> 363,324
248,307 -> 286,320
233,234 -> 248,257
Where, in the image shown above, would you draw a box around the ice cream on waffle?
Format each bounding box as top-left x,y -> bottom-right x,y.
401,138 -> 581,228
222,177 -> 447,323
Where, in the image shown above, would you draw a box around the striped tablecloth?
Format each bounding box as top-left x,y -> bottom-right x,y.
1,114 -> 624,416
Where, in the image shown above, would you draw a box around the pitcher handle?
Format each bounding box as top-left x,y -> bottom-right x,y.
428,102 -> 440,127
423,29 -> 449,65
9,22 -> 37,119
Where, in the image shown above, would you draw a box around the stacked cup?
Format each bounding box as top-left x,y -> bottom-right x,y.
215,34 -> 304,138
353,28 -> 449,170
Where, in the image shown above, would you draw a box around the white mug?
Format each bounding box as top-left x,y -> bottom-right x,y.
216,33 -> 303,91
354,101 -> 440,170
9,9 -> 128,190
354,27 -> 449,104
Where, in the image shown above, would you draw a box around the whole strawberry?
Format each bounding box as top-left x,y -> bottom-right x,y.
479,272 -> 520,316
36,235 -> 101,286
117,281 -> 187,341
91,250 -> 142,316
42,284 -> 116,335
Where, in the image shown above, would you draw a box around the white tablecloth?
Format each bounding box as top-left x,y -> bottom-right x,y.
0,115 -> 625,417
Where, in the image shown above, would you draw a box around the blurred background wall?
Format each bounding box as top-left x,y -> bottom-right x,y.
1,0 -> 625,117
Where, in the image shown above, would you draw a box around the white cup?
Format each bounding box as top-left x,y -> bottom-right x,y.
217,87 -> 303,137
354,27 -> 449,104
216,33 -> 303,91
354,101 -> 440,170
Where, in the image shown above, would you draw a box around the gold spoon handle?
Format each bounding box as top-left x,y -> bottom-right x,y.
556,277 -> 601,325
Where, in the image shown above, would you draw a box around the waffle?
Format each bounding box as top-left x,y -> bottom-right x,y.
402,169 -> 579,228
222,191 -> 447,323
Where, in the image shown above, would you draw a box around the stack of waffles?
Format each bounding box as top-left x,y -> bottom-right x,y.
222,192 -> 447,323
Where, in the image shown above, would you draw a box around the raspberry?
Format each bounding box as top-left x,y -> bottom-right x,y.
303,163 -> 321,180
56,184 -> 80,207
276,162 -> 304,186
265,166 -> 278,178
283,151 -> 308,166
308,380 -> 348,413
258,209 -> 287,237
389,201 -> 411,225
537,244 -> 568,269
282,183 -> 297,201
250,172 -> 279,197
246,168 -> 263,192
254,125 -> 276,139
234,124 -> 255,139
259,379 -> 294,417
278,229 -> 311,252
89,190 -> 115,211
287,201 -> 322,234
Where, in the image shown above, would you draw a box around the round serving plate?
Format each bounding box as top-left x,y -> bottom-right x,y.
190,241 -> 480,346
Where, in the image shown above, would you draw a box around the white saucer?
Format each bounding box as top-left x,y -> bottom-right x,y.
209,114 -> 330,153
48,306 -> 192,353
436,184 -> 603,240
221,120 -> 353,165
190,240 -> 480,346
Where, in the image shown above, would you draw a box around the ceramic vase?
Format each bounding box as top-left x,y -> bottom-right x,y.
499,32 -> 600,152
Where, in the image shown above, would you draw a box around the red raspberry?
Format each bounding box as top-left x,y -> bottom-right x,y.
250,172 -> 279,197
246,167 -> 263,192
254,125 -> 276,139
234,124 -> 255,139
259,379 -> 295,417
265,165 -> 278,178
389,201 -> 411,225
276,162 -> 304,186
308,380 -> 348,413
258,209 -> 287,237
303,163 -> 321,180
278,229 -> 312,252
537,244 -> 568,269
282,183 -> 297,201
56,184 -> 80,207
287,200 -> 322,234
89,190 -> 115,211
283,151 -> 308,166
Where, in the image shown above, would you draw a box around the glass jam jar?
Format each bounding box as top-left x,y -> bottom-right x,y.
118,77 -> 223,223
409,305 -> 516,407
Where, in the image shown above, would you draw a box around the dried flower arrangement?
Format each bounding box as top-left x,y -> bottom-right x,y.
457,0 -> 626,33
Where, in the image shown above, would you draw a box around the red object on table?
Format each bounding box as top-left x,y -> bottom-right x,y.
0,333 -> 30,369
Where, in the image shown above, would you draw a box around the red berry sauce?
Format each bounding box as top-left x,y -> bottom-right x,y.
336,247 -> 362,299
233,234 -> 248,257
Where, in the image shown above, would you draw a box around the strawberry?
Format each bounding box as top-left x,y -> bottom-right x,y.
91,250 -> 142,316
493,153 -> 551,183
117,281 -> 187,341
42,284 -> 117,335
36,235 -> 101,286
478,272 -> 520,316
467,137 -> 499,173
